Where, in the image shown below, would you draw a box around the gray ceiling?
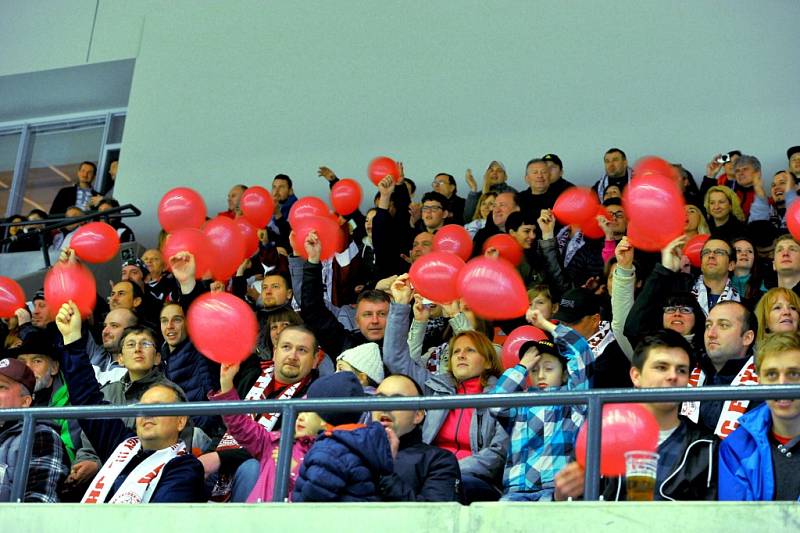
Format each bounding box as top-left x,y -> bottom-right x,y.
0,59 -> 134,123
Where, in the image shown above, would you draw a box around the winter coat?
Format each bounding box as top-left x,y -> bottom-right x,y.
161,338 -> 220,434
383,303 -> 509,487
719,403 -> 799,501
211,388 -> 313,502
378,425 -> 461,502
292,422 -> 393,502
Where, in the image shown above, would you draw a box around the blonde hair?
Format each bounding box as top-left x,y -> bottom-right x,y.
754,287 -> 800,346
704,185 -> 745,222
446,330 -> 503,387
685,204 -> 710,235
756,331 -> 800,373
472,192 -> 497,222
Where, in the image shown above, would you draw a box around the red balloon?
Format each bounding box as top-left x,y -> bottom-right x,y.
158,187 -> 207,232
203,216 -> 246,282
290,216 -> 345,261
239,186 -> 274,228
0,276 -> 25,318
634,155 -> 679,183
501,325 -> 548,370
161,228 -> 214,279
684,234 -> 710,268
330,179 -> 362,216
408,251 -> 465,304
552,187 -> 600,226
457,257 -> 529,320
788,201 -> 800,243
623,174 -> 685,252
44,263 -> 97,318
235,218 -> 260,258
575,403 -> 659,476
70,222 -> 121,263
433,224 -> 473,261
367,156 -> 401,186
579,206 -> 611,240
187,292 -> 257,365
482,234 -> 524,266
288,197 -> 330,227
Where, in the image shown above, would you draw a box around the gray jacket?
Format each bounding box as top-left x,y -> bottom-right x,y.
383,303 -> 509,485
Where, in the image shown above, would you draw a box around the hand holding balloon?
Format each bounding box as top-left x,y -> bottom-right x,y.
390,273 -> 414,305
304,230 -> 322,264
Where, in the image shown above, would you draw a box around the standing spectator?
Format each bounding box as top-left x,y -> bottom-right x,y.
219,184 -> 247,218
593,148 -> 631,201
704,186 -> 747,242
463,161 -> 517,222
50,161 -> 99,215
432,173 -> 466,225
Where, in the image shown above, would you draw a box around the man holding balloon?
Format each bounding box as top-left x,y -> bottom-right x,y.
555,330 -> 718,501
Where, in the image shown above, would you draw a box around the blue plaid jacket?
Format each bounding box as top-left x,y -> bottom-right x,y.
491,324 -> 593,497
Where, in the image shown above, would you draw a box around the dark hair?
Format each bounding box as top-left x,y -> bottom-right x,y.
602,197 -> 623,207
80,161 -> 97,174
122,279 -> 145,302
505,211 -> 536,233
120,325 -> 159,346
273,174 -> 293,189
421,191 -> 448,208
404,177 -> 417,195
632,330 -> 695,371
27,209 -> 48,220
356,289 -> 391,306
605,148 -> 627,160
263,271 -> 293,292
161,300 -> 185,313
98,198 -> 120,210
702,236 -> 733,260
496,190 -> 520,208
728,150 -> 742,158
525,158 -> 547,171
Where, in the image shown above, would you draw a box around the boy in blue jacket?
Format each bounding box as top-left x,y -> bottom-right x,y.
719,332 -> 800,501
293,372 -> 393,502
491,308 -> 594,501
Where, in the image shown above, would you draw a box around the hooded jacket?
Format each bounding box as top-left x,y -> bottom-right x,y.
292,422 -> 393,502
719,402 -> 800,501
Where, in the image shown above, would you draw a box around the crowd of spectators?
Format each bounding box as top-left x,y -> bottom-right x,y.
1,145 -> 799,503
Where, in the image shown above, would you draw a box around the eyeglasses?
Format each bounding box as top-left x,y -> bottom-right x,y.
431,180 -> 448,187
664,306 -> 693,314
701,248 -> 730,258
421,205 -> 443,213
608,211 -> 625,220
123,340 -> 156,350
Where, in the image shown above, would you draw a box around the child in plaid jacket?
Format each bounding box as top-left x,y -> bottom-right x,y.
491,309 -> 594,501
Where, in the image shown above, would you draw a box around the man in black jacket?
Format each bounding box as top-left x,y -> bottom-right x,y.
373,374 -> 461,502
50,161 -> 100,215
555,331 -> 718,501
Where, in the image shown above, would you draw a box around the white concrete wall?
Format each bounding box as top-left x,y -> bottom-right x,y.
2,1 -> 799,246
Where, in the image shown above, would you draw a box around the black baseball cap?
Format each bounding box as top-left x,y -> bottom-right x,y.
553,288 -> 601,324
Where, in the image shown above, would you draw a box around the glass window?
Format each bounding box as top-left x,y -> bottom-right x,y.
0,133 -> 21,216
24,126 -> 104,214
107,114 -> 126,144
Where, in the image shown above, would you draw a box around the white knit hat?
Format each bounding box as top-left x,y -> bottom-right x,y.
336,343 -> 384,385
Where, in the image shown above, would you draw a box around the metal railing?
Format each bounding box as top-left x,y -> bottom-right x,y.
1,384 -> 799,503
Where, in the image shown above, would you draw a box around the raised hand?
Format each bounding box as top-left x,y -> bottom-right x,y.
220,362 -> 240,394
614,236 -> 634,269
525,307 -> 556,334
661,235 -> 687,273
170,251 -> 197,284
55,301 -> 82,345
390,273 -> 414,305
318,166 -> 337,182
537,209 -> 556,240
465,169 -> 477,192
304,230 -> 322,264
412,293 -> 431,322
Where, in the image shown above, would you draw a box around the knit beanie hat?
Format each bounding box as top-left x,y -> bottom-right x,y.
306,372 -> 366,426
337,343 -> 384,385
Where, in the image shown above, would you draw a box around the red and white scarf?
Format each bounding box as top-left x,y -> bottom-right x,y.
680,356 -> 759,439
82,437 -> 186,504
215,363 -> 307,451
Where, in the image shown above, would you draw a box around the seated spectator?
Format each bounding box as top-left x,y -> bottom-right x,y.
415,191 -> 451,234
555,330 -> 718,501
473,191 -> 519,256
491,308 -> 593,501
142,248 -> 174,302
293,372 -> 393,502
0,357 -> 69,502
593,148 -> 631,201
705,186 -> 747,242
407,297 -> 480,375
219,184 -> 247,219
771,234 -> 800,293
12,332 -> 82,462
209,362 -> 317,502
54,302 -> 206,503
542,153 -> 574,198
335,342 -> 384,392
554,288 -> 632,389
201,325 -> 319,502
384,274 -> 509,503
97,198 -> 135,242
431,173 -> 466,225
463,191 -> 496,239
730,236 -> 765,307
373,374 -> 461,502
719,332 -> 800,500
754,287 -> 800,350
749,170 -> 797,231
684,204 -> 710,240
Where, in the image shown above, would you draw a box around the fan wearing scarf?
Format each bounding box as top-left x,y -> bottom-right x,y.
55,301 -> 206,503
